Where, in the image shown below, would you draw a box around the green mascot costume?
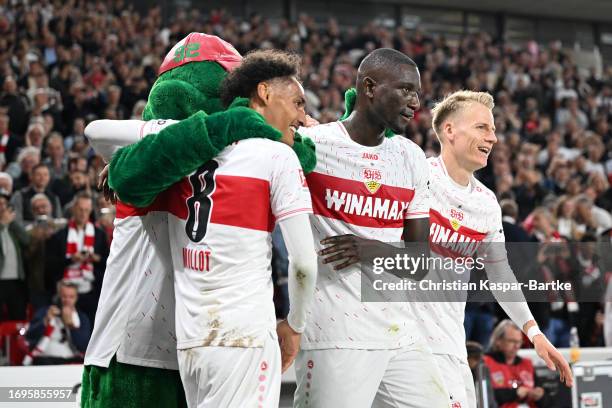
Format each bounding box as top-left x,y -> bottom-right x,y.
81,33 -> 315,407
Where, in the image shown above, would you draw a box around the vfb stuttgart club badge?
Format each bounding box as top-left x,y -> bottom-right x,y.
450,208 -> 464,231
362,167 -> 383,194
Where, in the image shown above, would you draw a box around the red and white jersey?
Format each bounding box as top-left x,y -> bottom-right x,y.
415,156 -> 504,359
164,139 -> 312,350
299,121 -> 430,350
85,119 -> 179,369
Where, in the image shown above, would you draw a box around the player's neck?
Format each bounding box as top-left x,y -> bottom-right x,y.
440,151 -> 472,187
341,112 -> 385,147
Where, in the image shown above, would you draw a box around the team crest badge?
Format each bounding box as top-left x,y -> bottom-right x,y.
450,219 -> 461,231
362,167 -> 383,194
492,371 -> 504,386
449,208 -> 464,231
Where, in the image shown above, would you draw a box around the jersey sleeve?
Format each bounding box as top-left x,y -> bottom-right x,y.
482,208 -> 507,263
85,119 -> 177,161
405,149 -> 431,220
270,146 -> 313,222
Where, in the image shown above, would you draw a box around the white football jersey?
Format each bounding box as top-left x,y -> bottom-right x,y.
85,119 -> 179,369
415,156 -> 504,359
298,121 -> 431,350
164,139 -> 312,350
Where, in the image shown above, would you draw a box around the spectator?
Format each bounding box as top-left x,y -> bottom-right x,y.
24,121 -> 46,149
51,155 -> 88,207
45,192 -> 108,324
466,341 -> 498,408
538,240 -> 577,347
465,301 -> 497,347
574,235 -> 606,346
24,280 -> 91,365
0,188 -> 30,321
0,112 -> 23,166
6,146 -> 41,192
10,162 -> 62,224
24,193 -> 65,309
0,172 -> 13,195
0,76 -> 29,136
42,132 -> 68,180
483,320 -> 550,408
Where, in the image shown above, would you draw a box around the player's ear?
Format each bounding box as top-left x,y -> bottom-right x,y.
256,82 -> 270,106
364,77 -> 376,98
443,121 -> 454,142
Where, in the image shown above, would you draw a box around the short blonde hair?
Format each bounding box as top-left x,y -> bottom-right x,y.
431,90 -> 495,140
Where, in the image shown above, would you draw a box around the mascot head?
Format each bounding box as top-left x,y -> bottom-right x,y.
143,33 -> 242,121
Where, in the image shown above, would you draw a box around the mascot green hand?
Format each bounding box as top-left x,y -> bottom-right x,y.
108,33 -> 315,207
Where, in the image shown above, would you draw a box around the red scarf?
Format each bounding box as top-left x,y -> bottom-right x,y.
63,220 -> 95,287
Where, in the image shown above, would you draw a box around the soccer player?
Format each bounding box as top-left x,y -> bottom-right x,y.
104,50 -> 317,408
418,90 -> 572,407
296,48 -> 448,407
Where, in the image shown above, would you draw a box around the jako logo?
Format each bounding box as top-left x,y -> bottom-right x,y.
362,152 -> 379,160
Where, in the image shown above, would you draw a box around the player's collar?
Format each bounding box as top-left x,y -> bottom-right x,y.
437,156 -> 472,191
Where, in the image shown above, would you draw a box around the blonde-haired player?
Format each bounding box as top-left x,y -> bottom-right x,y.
419,90 -> 572,407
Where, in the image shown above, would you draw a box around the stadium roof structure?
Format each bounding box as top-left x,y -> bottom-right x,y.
396,0 -> 612,23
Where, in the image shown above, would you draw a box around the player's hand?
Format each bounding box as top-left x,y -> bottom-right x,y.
277,320 -> 301,373
98,164 -> 117,204
532,334 -> 573,387
319,234 -> 375,270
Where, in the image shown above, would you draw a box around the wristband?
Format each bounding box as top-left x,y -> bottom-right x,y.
527,325 -> 543,342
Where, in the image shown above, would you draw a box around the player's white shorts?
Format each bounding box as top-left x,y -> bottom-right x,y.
294,343 -> 450,408
433,354 -> 476,408
177,331 -> 280,408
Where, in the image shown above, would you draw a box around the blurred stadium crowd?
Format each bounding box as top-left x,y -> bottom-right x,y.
0,0 -> 610,364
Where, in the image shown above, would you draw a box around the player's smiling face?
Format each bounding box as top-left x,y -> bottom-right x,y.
451,102 -> 497,172
371,65 -> 421,134
263,76 -> 306,146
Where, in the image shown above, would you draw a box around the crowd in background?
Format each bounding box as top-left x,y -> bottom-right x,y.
0,0 -> 610,367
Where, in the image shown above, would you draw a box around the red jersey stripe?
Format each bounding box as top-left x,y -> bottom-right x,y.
166,174 -> 275,232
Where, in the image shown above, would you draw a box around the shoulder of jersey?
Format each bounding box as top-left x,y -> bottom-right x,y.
298,122 -> 343,139
236,137 -> 293,153
427,156 -> 445,178
389,135 -> 427,158
471,176 -> 501,214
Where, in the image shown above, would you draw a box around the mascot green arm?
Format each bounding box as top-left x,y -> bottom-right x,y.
109,107 -> 281,207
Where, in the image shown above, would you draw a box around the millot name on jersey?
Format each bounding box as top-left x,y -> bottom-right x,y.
324,188 -> 410,220
183,247 -> 212,272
